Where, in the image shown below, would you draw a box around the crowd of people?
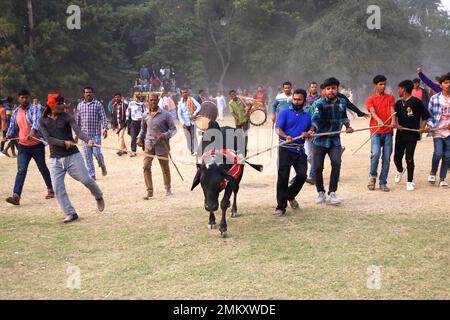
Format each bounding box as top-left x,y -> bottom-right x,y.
134,64 -> 177,92
1,67 -> 449,221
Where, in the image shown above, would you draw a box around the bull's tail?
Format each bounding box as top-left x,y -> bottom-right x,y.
245,162 -> 263,172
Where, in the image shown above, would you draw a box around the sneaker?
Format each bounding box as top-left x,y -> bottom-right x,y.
96,197 -> 105,212
143,193 -> 153,200
274,209 -> 286,216
406,182 -> 416,191
428,175 -> 436,185
367,177 -> 376,191
63,214 -> 79,224
166,189 -> 173,196
6,194 -> 20,206
45,189 -> 55,199
316,192 -> 326,204
101,165 -> 108,177
116,151 -> 123,156
129,152 -> 137,158
380,184 -> 390,192
395,169 -> 405,184
305,177 -> 315,185
329,192 -> 341,206
439,180 -> 449,188
288,199 -> 300,210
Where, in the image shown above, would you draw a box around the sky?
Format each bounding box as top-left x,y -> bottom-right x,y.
441,0 -> 450,13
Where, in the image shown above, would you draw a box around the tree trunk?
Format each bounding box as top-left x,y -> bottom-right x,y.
27,0 -> 34,50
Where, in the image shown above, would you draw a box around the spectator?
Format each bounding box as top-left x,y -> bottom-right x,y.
139,65 -> 150,80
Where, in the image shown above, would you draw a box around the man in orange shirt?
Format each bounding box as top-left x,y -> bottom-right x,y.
4,89 -> 54,205
366,75 -> 396,192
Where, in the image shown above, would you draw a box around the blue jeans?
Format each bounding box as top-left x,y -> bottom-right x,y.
81,135 -> 105,178
431,136 -> 450,179
13,143 -> 53,197
50,152 -> 103,216
370,133 -> 393,186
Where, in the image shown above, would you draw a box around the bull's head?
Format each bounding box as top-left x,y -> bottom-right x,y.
191,155 -> 234,212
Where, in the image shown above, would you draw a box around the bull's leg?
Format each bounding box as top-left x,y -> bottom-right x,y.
208,212 -> 216,230
231,184 -> 239,218
219,185 -> 233,238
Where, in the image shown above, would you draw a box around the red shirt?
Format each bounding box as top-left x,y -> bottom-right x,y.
255,90 -> 266,103
366,93 -> 395,135
412,88 -> 424,102
17,108 -> 40,146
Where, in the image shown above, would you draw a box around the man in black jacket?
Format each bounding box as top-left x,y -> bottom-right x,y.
40,94 -> 105,224
111,93 -> 128,156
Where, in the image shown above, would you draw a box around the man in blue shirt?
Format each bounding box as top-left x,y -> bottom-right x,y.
310,78 -> 354,206
275,89 -> 313,216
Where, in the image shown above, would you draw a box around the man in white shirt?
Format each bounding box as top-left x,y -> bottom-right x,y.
215,91 -> 227,121
127,95 -> 145,157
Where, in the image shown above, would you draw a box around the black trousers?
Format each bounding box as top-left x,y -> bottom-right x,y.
276,148 -> 308,211
394,137 -> 417,182
130,120 -> 144,152
313,145 -> 342,194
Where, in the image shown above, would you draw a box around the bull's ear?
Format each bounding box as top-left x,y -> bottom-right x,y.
191,167 -> 202,191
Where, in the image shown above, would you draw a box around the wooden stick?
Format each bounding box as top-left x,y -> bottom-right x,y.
352,112 -> 397,156
245,125 -> 383,161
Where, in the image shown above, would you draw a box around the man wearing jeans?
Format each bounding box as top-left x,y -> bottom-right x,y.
40,94 -> 105,223
366,75 -> 396,192
310,78 -> 354,205
177,88 -> 201,156
426,73 -> 450,188
4,89 -> 54,205
75,87 -> 109,180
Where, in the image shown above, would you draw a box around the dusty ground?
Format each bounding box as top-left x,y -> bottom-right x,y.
0,116 -> 449,299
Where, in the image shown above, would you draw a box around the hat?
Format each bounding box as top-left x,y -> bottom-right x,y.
47,94 -> 60,107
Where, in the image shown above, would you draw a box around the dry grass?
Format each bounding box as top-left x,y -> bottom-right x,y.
0,117 -> 449,299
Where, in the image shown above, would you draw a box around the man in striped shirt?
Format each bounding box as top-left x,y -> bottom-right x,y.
75,87 -> 109,180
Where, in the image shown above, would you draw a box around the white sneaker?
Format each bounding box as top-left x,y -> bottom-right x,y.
316,192 -> 327,204
329,192 -> 341,206
406,182 -> 416,191
428,175 -> 436,185
439,180 -> 449,188
395,169 -> 406,184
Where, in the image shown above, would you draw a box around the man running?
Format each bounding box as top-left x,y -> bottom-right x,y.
366,75 -> 396,192
310,78 -> 354,205
127,95 -> 145,157
4,89 -> 55,205
426,73 -> 450,188
393,80 -> 431,191
75,87 -> 109,180
40,94 -> 105,223
275,89 -> 313,216
137,94 -> 177,199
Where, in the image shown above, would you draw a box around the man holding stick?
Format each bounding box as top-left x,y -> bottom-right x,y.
137,94 -> 177,199
40,94 -> 105,223
393,80 -> 430,191
274,89 -> 313,216
366,75 -> 396,192
310,78 -> 354,205
426,73 -> 450,188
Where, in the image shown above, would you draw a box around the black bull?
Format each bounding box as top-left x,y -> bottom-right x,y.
191,123 -> 262,238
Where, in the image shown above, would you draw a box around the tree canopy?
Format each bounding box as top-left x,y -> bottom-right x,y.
0,0 -> 448,98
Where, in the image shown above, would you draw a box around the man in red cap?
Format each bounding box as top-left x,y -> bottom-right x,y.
40,94 -> 105,223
